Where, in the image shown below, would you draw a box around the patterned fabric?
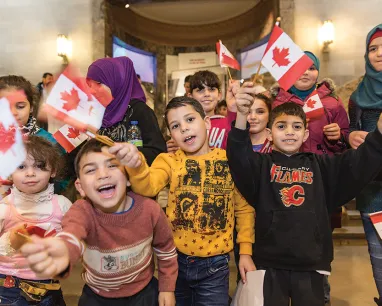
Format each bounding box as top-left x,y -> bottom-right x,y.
58,192 -> 177,298
18,116 -> 40,136
126,148 -> 255,257
97,106 -> 131,142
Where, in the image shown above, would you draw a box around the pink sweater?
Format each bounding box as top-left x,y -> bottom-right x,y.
209,111 -> 236,149
57,192 -> 178,298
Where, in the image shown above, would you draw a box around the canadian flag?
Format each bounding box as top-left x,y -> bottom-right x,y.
370,211 -> 382,239
45,66 -> 112,132
53,124 -> 89,153
216,40 -> 240,70
261,25 -> 313,90
0,97 -> 26,179
303,90 -> 324,119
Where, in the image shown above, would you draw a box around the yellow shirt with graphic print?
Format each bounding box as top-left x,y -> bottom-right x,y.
126,148 -> 254,257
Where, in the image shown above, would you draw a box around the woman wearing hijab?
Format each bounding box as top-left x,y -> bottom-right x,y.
86,57 -> 166,165
271,51 -> 349,305
348,24 -> 382,306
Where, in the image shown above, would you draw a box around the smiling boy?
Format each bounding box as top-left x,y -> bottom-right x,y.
20,140 -> 178,306
119,96 -> 255,306
227,101 -> 382,305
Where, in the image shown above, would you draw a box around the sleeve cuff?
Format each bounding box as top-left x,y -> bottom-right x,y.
239,242 -> 253,255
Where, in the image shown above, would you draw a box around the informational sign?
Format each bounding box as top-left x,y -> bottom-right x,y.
178,52 -> 218,70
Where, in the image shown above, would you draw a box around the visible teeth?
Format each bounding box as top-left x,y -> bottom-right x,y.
185,136 -> 193,141
98,185 -> 114,191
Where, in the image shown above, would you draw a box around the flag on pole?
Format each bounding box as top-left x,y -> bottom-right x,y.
261,25 -> 313,90
216,40 -> 241,70
53,124 -> 89,153
44,66 -> 112,132
303,90 -> 324,119
0,97 -> 26,179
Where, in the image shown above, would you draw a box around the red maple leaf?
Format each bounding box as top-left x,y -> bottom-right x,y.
0,123 -> 16,154
61,88 -> 81,112
67,127 -> 80,139
272,47 -> 291,67
306,98 -> 316,109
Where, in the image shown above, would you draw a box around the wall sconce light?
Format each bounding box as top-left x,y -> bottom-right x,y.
57,34 -> 72,65
318,20 -> 335,53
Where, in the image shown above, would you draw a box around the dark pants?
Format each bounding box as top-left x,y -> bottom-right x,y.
0,276 -> 65,306
175,252 -> 230,306
263,268 -> 325,306
78,277 -> 158,306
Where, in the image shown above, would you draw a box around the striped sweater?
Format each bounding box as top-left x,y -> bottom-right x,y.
57,192 -> 177,298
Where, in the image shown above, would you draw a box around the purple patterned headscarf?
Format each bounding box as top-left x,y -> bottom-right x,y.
87,57 -> 146,128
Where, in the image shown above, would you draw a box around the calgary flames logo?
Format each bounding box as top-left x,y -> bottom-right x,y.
279,185 -> 305,207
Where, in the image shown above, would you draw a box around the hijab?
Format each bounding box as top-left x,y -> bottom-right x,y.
350,24 -> 382,109
289,51 -> 320,101
87,57 -> 146,128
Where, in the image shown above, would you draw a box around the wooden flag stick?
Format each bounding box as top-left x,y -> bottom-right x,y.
226,67 -> 233,81
86,129 -> 115,147
16,231 -> 32,242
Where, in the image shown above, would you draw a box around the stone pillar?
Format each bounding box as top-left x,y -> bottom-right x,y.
279,0 -> 295,39
92,0 -> 106,61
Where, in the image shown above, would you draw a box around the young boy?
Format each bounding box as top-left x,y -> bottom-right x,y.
20,139 -> 178,306
227,101 -> 382,306
215,100 -> 228,117
119,96 -> 255,306
167,71 -> 236,152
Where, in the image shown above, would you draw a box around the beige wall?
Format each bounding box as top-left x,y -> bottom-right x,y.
0,0 -> 94,84
294,0 -> 381,86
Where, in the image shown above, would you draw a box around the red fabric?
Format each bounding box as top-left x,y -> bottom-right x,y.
369,29 -> 382,45
272,81 -> 349,155
209,111 -> 236,149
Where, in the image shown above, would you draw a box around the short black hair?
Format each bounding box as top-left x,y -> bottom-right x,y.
190,70 -> 221,92
255,93 -> 272,113
184,75 -> 192,83
42,73 -> 53,79
74,139 -> 104,178
217,100 -> 227,108
165,96 -> 205,128
269,102 -> 307,128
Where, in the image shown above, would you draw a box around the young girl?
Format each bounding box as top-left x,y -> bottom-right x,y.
0,75 -> 70,196
0,136 -> 72,305
247,93 -> 272,153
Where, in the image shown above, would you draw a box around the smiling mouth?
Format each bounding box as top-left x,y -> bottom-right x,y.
282,139 -> 296,143
97,184 -> 116,198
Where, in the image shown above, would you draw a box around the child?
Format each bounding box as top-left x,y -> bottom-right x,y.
0,75 -> 58,143
21,139 -> 178,306
167,71 -> 235,152
247,93 -> 272,153
0,75 -> 69,196
116,96 -> 255,306
215,100 -> 227,117
0,136 -> 71,305
227,101 -> 382,306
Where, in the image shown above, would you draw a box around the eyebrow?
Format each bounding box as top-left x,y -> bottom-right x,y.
275,120 -> 303,124
168,112 -> 194,126
81,157 -> 117,170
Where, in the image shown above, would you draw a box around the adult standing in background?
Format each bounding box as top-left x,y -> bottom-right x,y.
86,57 -> 166,165
348,24 -> 382,306
36,72 -> 53,98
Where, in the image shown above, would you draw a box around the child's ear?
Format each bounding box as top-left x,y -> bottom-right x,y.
50,170 -> 57,179
302,128 -> 309,143
218,91 -> 222,101
74,178 -> 86,198
204,116 -> 211,131
126,179 -> 131,187
266,128 -> 272,142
